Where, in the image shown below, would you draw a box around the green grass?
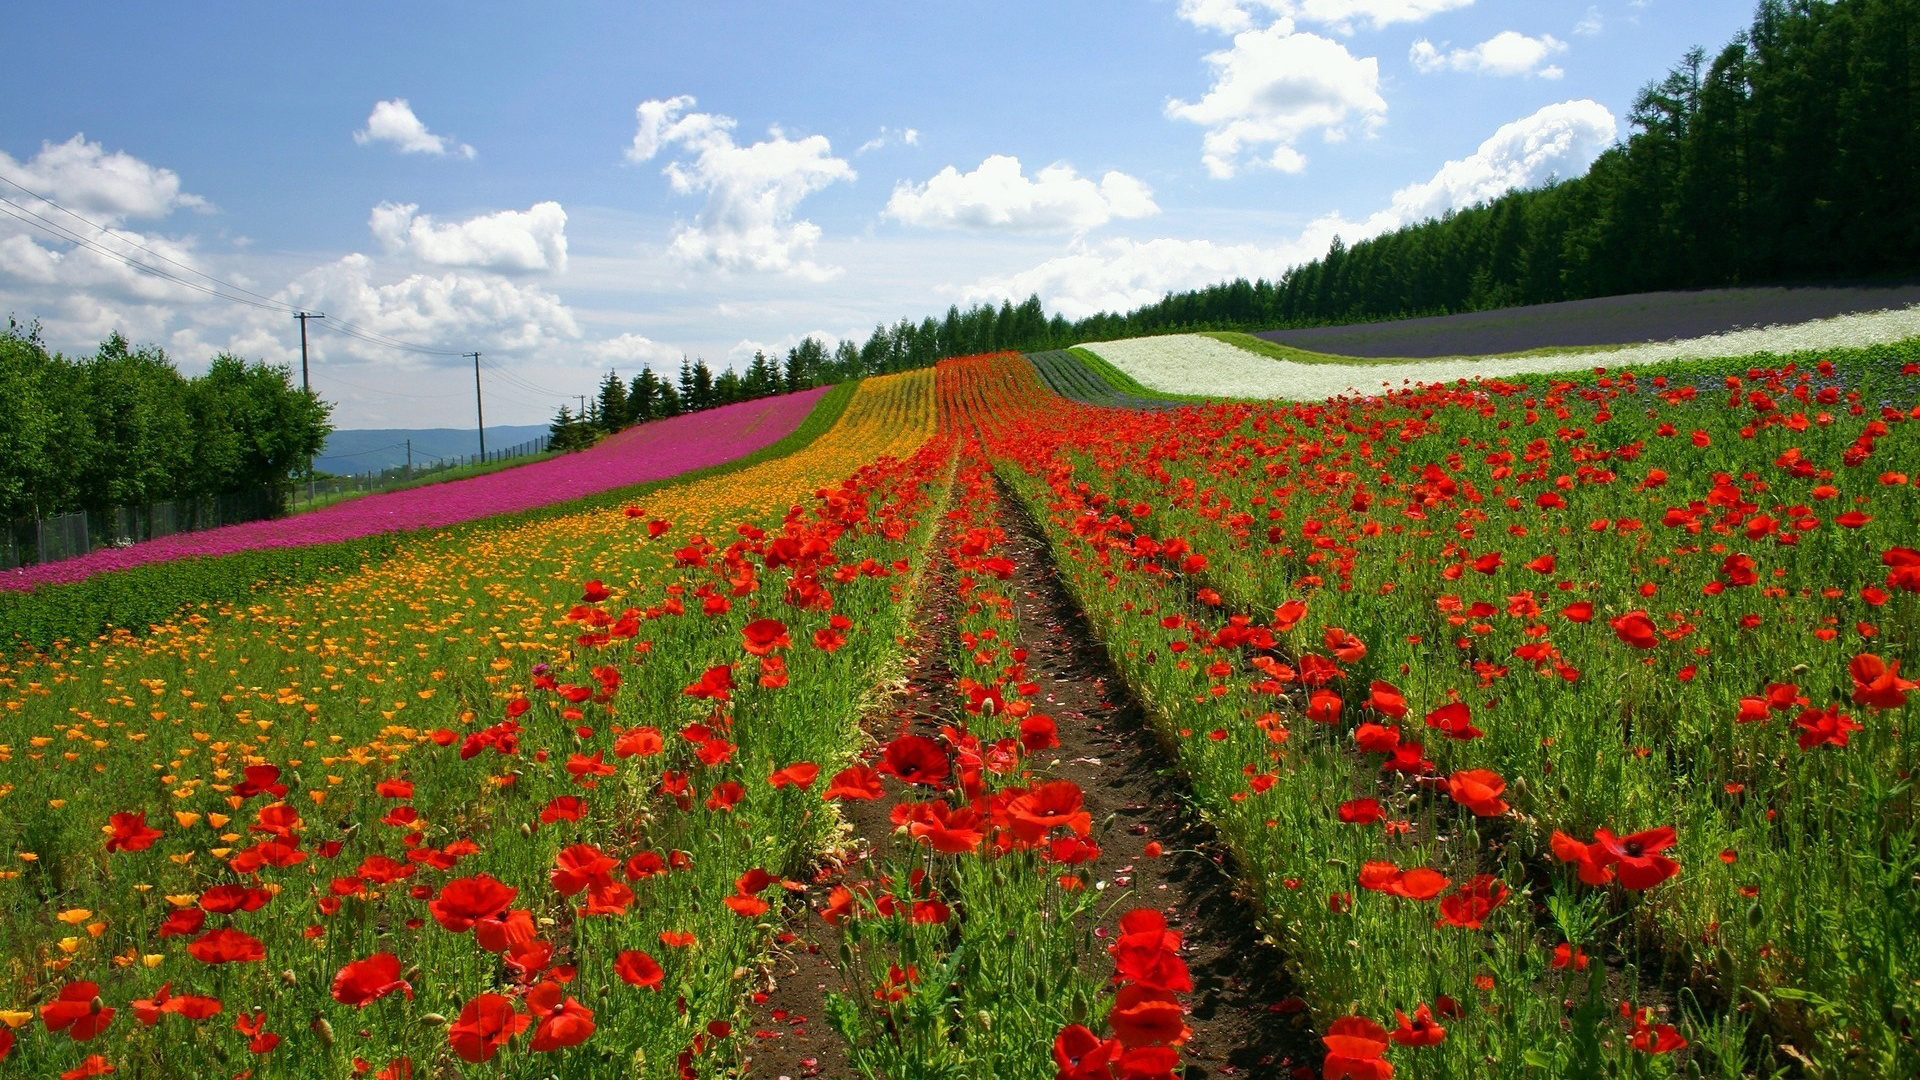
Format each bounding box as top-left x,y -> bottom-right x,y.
0,381 -> 859,652
1063,347 -> 1217,404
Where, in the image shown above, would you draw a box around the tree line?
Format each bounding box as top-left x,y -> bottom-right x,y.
0,321 -> 331,528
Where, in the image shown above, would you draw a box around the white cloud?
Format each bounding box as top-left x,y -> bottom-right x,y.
856,126 -> 921,154
0,136 -> 227,335
587,332 -> 682,368
884,155 -> 1158,232
1574,7 -> 1604,35
626,95 -> 855,279
0,134 -> 208,222
1411,31 -> 1568,78
353,99 -> 475,159
369,201 -> 569,275
1167,19 -> 1386,177
969,100 -> 1616,319
283,254 -> 580,360
1178,0 -> 1474,34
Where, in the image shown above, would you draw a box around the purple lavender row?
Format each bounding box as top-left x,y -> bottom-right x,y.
1,387 -> 828,592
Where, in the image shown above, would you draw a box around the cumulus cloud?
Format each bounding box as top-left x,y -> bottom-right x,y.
857,126 -> 921,154
1411,31 -> 1568,78
0,134 -> 208,222
587,331 -> 682,368
368,201 -> 569,275
284,254 -> 580,360
626,95 -> 855,279
0,134 -> 229,335
884,155 -> 1158,232
1359,99 -> 1616,228
968,100 -> 1616,319
1167,19 -> 1386,177
1178,0 -> 1474,34
354,99 -> 475,158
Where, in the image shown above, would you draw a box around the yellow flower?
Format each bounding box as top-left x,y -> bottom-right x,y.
56,908 -> 92,925
173,811 -> 202,828
0,1009 -> 32,1029
142,954 -> 165,969
57,936 -> 83,954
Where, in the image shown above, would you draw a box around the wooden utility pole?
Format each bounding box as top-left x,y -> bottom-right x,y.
467,352 -> 486,458
294,312 -> 323,393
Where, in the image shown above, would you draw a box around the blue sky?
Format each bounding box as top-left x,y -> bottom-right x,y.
1,0 -> 1760,427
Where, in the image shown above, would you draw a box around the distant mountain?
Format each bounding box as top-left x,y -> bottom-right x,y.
316,425 -> 551,476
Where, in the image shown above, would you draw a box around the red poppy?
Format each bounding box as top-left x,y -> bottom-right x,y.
448,994 -> 529,1064
581,579 -> 610,602
768,762 -> 820,790
1849,653 -> 1914,709
104,811 -> 163,854
1019,714 -> 1061,752
1364,681 -> 1408,719
615,950 -> 664,990
682,665 -> 734,702
1322,1015 -> 1393,1080
1794,704 -> 1863,751
1423,702 -> 1483,740
540,795 -> 587,823
1436,875 -> 1509,929
429,874 -> 518,933
331,953 -> 414,1007
1307,689 -> 1343,724
1115,1045 -> 1181,1079
1054,1024 -> 1121,1079
1593,827 -> 1681,889
1885,546 -> 1920,592
1549,831 -> 1615,886
905,801 -> 985,855
1273,600 -> 1308,632
875,734 -> 950,787
1107,984 -> 1190,1048
1388,1004 -> 1446,1047
1005,781 -> 1092,844
42,981 -> 115,1041
475,909 -> 539,954
1630,1021 -> 1688,1054
526,981 -> 595,1052
1337,798 -> 1384,825
186,926 -> 267,964
157,907 -> 206,937
551,844 -> 619,896
1561,601 -> 1594,623
1610,611 -> 1660,649
821,764 -> 886,800
60,1055 -> 116,1079
741,618 -> 790,655
233,764 -> 288,800
1445,769 -> 1509,817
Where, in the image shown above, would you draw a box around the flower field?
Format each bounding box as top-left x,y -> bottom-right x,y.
3,338 -> 1917,1079
1,388 -> 829,593
0,372 -> 946,1078
1083,304 -> 1920,400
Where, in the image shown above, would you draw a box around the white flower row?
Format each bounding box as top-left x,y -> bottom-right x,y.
1080,303 -> 1920,401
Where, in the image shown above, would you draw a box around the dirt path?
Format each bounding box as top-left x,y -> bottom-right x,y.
740,472 -> 1314,1078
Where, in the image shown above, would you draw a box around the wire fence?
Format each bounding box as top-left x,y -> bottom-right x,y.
1,435 -> 552,572
2,489 -> 281,572
290,434 -> 552,510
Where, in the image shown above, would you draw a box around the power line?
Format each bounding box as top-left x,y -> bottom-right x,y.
0,198 -> 288,312
0,174 -> 295,311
